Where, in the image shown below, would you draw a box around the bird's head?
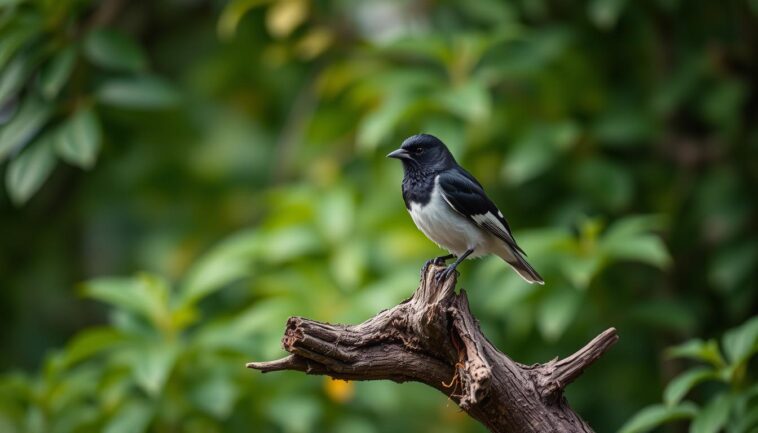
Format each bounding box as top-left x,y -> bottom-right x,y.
386,134 -> 456,172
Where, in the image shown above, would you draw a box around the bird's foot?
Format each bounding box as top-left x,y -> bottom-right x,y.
434,266 -> 458,284
433,254 -> 455,266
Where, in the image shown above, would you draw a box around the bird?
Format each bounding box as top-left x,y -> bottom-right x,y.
387,133 -> 544,284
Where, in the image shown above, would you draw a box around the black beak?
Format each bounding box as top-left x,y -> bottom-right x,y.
387,148 -> 411,160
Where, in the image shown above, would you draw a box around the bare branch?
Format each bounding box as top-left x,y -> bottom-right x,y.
247,263 -> 618,433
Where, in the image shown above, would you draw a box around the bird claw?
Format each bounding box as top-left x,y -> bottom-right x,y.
434,267 -> 457,283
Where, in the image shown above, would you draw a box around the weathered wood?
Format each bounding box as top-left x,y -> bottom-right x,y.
247,263 -> 618,433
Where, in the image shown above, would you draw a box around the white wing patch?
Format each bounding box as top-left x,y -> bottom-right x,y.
472,212 -> 507,235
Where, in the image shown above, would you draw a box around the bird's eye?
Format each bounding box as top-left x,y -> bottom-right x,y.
415,147 -> 424,154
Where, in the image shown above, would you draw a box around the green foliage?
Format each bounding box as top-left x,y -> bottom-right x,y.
0,0 -> 178,204
620,317 -> 758,433
1,0 -> 756,432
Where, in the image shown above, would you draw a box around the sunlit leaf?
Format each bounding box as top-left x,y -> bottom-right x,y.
663,367 -> 718,407
5,133 -> 55,205
84,28 -> 146,72
617,402 -> 698,433
266,0 -> 308,38
54,107 -> 101,169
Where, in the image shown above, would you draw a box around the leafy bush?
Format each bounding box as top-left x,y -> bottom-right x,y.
1,0 -> 178,205
619,316 -> 758,433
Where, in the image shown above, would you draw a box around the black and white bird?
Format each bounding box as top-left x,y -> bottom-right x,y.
387,134 -> 544,284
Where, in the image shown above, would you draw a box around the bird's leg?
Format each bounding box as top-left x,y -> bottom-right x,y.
433,254 -> 455,266
435,249 -> 474,282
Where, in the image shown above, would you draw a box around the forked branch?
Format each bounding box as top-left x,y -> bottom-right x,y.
247,263 -> 618,433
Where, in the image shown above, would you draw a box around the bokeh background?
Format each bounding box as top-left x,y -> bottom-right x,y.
1,0 -> 757,432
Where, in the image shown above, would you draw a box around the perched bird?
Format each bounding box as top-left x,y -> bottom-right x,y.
387,134 -> 544,284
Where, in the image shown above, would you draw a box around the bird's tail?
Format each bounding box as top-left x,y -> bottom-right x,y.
496,248 -> 544,285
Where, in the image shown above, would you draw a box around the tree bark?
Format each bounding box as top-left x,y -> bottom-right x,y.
247,263 -> 618,433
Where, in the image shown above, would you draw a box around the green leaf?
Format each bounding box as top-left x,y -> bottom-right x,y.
103,400 -> 153,433
39,46 -> 76,99
437,79 -> 492,122
502,122 -> 579,185
132,340 -> 179,396
84,28 -> 146,72
663,367 -> 718,407
356,93 -> 410,151
0,95 -> 51,163
0,52 -> 36,105
97,75 -> 180,109
5,133 -> 55,205
54,107 -> 101,169
179,229 -> 263,307
316,186 -> 354,243
218,0 -> 270,39
560,254 -> 603,290
601,215 -> 671,268
266,395 -> 320,433
262,226 -> 322,264
734,402 -> 758,433
722,316 -> 758,366
667,339 -> 726,368
190,374 -> 239,418
537,287 -> 583,341
61,327 -> 128,368
618,402 -> 698,433
81,275 -> 169,327
690,393 -> 732,433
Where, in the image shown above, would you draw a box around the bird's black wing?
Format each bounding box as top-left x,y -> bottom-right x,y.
437,169 -> 526,256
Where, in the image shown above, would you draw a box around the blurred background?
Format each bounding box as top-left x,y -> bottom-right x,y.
1,0 -> 757,432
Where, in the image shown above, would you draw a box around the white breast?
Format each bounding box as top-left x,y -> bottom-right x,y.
408,176 -> 491,257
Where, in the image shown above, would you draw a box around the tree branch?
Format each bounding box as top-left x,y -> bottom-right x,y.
247,263 -> 618,433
